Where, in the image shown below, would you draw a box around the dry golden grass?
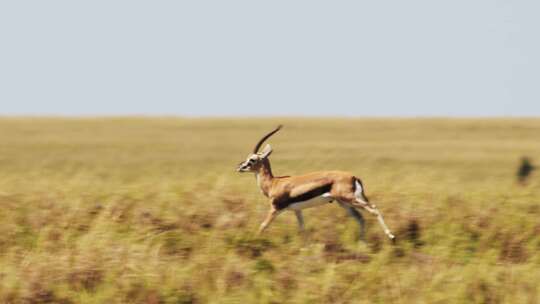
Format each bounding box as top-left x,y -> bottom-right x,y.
0,117 -> 539,303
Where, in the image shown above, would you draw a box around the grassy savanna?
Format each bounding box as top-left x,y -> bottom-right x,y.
0,118 -> 539,303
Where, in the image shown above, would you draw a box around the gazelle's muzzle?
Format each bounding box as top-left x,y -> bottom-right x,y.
236,162 -> 250,172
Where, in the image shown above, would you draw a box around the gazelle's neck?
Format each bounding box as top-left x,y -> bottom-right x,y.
255,158 -> 274,197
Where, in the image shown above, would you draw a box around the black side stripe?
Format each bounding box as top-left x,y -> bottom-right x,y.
275,184 -> 332,210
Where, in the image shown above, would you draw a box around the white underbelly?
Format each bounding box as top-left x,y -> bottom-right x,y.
287,193 -> 334,211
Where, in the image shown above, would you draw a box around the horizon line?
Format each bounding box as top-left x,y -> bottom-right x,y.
1,114 -> 540,120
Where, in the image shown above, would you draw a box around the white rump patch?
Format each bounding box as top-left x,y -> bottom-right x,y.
287,193 -> 334,211
354,180 -> 363,197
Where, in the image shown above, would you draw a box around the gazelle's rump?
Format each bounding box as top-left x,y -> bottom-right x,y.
354,179 -> 364,198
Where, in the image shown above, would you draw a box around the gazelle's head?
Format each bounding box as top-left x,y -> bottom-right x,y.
236,125 -> 282,173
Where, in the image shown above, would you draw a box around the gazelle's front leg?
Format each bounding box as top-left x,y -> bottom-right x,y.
257,206 -> 280,235
294,210 -> 305,231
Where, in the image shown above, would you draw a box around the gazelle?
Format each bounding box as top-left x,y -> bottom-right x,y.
236,125 -> 395,241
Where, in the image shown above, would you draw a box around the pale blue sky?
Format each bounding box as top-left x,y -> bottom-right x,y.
0,1 -> 538,116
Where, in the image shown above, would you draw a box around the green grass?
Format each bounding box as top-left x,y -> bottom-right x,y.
0,117 -> 539,303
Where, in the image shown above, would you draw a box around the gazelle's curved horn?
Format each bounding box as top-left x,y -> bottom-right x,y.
253,125 -> 282,153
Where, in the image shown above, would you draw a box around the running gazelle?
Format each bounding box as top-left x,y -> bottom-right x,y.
236,125 -> 395,241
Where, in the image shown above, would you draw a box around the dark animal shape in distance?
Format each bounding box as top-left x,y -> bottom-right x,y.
517,157 -> 535,184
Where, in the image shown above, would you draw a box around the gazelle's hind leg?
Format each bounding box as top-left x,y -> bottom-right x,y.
338,201 -> 365,240
346,180 -> 395,240
352,198 -> 395,240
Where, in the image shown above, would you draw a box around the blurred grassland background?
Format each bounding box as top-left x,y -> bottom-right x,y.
0,117 -> 539,303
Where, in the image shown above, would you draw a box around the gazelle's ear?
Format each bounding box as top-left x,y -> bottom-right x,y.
260,144 -> 273,158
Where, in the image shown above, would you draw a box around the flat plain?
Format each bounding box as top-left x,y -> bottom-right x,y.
0,118 -> 539,303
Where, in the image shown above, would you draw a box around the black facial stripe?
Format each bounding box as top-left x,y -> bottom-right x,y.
275,184 -> 332,210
